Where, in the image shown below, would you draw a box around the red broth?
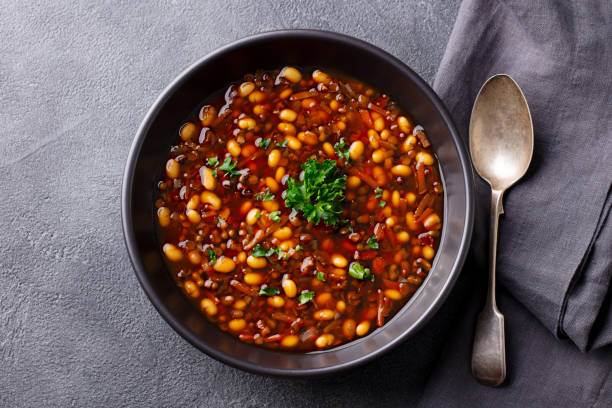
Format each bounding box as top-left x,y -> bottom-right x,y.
155,67 -> 443,351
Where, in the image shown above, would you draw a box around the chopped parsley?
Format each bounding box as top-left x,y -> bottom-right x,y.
348,262 -> 375,281
334,137 -> 350,161
252,244 -> 287,261
379,200 -> 387,208
207,156 -> 219,167
251,245 -> 267,258
275,140 -> 289,148
205,248 -> 216,266
284,159 -> 347,226
206,156 -> 220,177
216,216 -> 225,227
316,271 -> 326,282
367,235 -> 379,249
259,286 -> 280,297
374,187 -> 383,198
257,138 -> 271,149
298,290 -> 315,305
219,157 -> 240,177
294,244 -> 303,251
256,188 -> 275,201
269,211 -> 281,222
271,247 -> 288,260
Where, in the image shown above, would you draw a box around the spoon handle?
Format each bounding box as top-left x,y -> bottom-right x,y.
471,189 -> 506,386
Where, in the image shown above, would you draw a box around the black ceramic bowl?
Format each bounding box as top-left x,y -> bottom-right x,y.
122,30 -> 473,376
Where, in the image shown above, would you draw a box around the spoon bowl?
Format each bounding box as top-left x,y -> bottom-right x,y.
469,75 -> 533,190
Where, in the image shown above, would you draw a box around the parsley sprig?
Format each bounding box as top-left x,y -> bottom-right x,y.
205,248 -> 216,266
275,140 -> 288,148
255,188 -> 275,201
219,157 -> 240,177
298,290 -> 315,305
367,235 -> 379,249
207,157 -> 219,167
252,244 -> 287,261
259,286 -> 280,297
334,137 -> 350,161
374,187 -> 386,207
256,138 -> 271,149
284,159 -> 347,226
348,262 -> 375,281
206,157 -> 220,177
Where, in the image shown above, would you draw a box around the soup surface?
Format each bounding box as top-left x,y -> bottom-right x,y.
155,67 -> 443,351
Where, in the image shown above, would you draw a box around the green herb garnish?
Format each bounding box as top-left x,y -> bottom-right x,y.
316,271 -> 326,282
269,211 -> 281,222
367,235 -> 379,249
219,157 -> 240,177
294,244 -> 303,251
259,286 -> 280,297
374,187 -> 383,198
271,247 -> 287,260
275,140 -> 289,148
348,262 -> 375,281
298,290 -> 315,305
256,188 -> 275,201
216,216 -> 228,227
379,200 -> 386,208
206,156 -> 219,178
207,156 -> 219,167
257,138 -> 271,149
284,159 -> 347,226
205,248 -> 216,266
252,245 -> 268,258
252,245 -> 286,261
334,137 -> 350,161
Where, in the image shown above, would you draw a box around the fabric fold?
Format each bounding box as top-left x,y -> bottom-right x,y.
433,0 -> 612,350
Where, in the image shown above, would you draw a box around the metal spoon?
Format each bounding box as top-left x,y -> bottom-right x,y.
469,74 -> 533,386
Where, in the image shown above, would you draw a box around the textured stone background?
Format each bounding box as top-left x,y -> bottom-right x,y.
0,1 -> 461,406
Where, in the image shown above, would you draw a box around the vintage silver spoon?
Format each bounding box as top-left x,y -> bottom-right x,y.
469,74 -> 534,386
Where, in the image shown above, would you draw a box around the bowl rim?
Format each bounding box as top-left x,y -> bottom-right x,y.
121,29 -> 474,376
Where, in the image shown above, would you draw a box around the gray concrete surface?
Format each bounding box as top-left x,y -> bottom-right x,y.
0,1 -> 460,406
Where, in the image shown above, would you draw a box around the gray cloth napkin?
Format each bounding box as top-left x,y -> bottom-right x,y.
419,287 -> 612,407
416,1 -> 612,405
433,0 -> 612,351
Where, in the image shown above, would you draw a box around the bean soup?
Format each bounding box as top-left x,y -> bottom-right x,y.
155,67 -> 443,351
